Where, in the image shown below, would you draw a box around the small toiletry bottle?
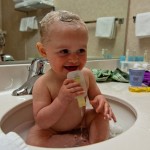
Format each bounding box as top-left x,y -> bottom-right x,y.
144,50 -> 148,62
132,50 -> 136,61
125,49 -> 129,61
67,70 -> 86,108
101,49 -> 105,58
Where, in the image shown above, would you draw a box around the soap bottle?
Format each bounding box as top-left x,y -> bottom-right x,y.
125,49 -> 130,61
144,50 -> 148,62
132,50 -> 136,61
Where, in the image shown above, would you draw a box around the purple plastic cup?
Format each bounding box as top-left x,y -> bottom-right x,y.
129,69 -> 145,86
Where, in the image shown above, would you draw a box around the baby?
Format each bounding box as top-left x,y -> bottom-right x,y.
26,10 -> 116,148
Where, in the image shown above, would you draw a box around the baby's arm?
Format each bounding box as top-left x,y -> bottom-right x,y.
32,75 -> 85,129
86,68 -> 116,122
90,95 -> 116,122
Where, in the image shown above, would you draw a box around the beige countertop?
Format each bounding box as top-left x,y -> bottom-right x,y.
0,82 -> 150,150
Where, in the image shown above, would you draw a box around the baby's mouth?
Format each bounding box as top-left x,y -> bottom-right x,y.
64,66 -> 79,71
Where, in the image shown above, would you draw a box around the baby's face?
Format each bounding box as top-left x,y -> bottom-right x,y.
45,22 -> 88,77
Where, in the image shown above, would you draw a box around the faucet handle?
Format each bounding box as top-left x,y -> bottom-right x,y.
28,58 -> 48,79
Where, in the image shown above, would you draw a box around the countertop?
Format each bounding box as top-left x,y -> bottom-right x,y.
0,82 -> 150,150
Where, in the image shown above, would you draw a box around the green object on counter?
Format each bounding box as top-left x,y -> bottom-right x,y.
91,68 -> 129,83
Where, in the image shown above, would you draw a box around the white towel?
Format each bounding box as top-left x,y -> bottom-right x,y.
0,132 -> 28,150
135,12 -> 150,38
27,16 -> 38,31
95,17 -> 116,39
19,17 -> 28,32
19,16 -> 38,32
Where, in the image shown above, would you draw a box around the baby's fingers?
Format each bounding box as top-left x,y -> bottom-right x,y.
104,104 -> 117,122
111,111 -> 117,122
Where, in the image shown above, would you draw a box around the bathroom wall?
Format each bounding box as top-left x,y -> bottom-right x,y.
54,0 -> 128,59
126,0 -> 150,56
1,0 -> 128,60
1,0 -> 52,60
2,0 -> 26,60
1,0 -> 150,62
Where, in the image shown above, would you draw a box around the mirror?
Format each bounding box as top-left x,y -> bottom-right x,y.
0,0 -> 129,63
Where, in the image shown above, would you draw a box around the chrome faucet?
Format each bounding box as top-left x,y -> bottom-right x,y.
0,54 -> 15,61
12,58 -> 48,96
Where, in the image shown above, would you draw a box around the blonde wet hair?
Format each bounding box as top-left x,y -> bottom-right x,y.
39,10 -> 88,45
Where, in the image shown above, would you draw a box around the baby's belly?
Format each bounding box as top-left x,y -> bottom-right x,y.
52,105 -> 85,132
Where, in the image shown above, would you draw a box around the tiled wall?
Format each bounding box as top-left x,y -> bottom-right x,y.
1,0 -> 128,60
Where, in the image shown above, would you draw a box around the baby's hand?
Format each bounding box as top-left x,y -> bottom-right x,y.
90,95 -> 117,122
57,79 -> 85,104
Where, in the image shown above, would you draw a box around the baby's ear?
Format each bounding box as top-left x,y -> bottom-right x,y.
36,42 -> 47,57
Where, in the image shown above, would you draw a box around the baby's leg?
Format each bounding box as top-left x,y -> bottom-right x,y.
46,132 -> 89,147
85,109 -> 110,144
26,124 -> 56,147
26,124 -> 89,148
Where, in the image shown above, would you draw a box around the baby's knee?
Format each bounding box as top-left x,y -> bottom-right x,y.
90,112 -> 109,131
96,112 -> 106,120
85,110 -> 108,126
26,134 -> 50,147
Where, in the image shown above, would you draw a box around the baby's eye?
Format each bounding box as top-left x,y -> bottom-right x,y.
77,49 -> 86,55
58,49 -> 70,56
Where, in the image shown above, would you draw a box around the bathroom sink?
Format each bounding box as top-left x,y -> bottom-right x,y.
0,96 -> 137,142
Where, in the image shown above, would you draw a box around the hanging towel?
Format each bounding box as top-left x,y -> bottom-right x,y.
19,16 -> 38,32
95,17 -> 116,39
135,12 -> 150,38
27,16 -> 38,30
0,132 -> 29,150
19,17 -> 28,32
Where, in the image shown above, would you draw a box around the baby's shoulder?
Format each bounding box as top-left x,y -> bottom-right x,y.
82,67 -> 93,77
34,71 -> 51,87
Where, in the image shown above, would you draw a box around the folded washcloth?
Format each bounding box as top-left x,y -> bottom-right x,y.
95,17 -> 116,39
135,12 -> 150,38
111,68 -> 129,82
92,68 -> 129,83
0,132 -> 28,150
91,69 -> 112,82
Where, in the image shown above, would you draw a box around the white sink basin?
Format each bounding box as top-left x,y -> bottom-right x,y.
0,97 -> 136,142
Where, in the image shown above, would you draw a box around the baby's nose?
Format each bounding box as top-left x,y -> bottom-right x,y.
68,53 -> 79,63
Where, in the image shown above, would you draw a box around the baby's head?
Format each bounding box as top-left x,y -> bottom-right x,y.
39,10 -> 88,46
37,10 -> 88,75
